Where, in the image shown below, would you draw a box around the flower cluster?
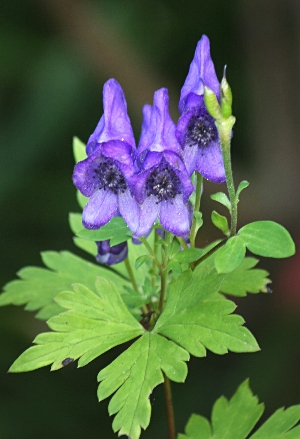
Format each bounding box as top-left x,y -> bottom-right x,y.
73,35 -> 226,263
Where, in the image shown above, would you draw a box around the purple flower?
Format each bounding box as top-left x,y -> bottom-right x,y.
73,79 -> 140,233
176,35 -> 226,183
134,88 -> 193,238
96,240 -> 128,265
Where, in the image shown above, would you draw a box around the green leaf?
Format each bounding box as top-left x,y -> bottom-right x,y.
135,255 -> 149,269
77,216 -> 132,245
211,211 -> 230,236
69,213 -> 97,256
97,332 -> 189,439
73,136 -> 86,163
154,256 -> 259,357
179,380 -> 300,439
219,258 -> 270,297
0,251 -> 129,320
9,278 -> 144,372
214,236 -> 246,274
171,248 -> 204,264
236,180 -> 249,199
238,221 -> 295,258
211,192 -> 231,211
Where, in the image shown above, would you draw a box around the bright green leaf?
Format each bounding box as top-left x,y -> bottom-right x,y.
0,251 -> 129,320
9,278 -> 144,373
73,136 -> 86,163
179,380 -> 300,439
172,248 -> 204,264
219,258 -> 270,297
236,180 -> 249,199
135,255 -> 149,269
211,211 -> 230,236
154,256 -> 259,357
77,216 -> 132,244
210,192 -> 231,211
97,332 -> 189,439
215,236 -> 246,274
239,221 -> 295,258
69,213 -> 97,256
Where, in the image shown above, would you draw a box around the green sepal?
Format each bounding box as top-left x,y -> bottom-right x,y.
236,180 -> 249,200
0,251 -> 128,320
179,379 -> 300,439
9,278 -> 144,373
77,216 -> 132,245
211,211 -> 230,236
210,192 -> 231,211
214,236 -> 246,274
219,258 -> 270,297
98,332 -> 189,439
238,221 -> 295,258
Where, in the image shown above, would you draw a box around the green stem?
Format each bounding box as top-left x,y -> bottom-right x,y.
216,117 -> 237,236
158,265 -> 167,314
124,257 -> 148,315
190,172 -> 203,248
141,237 -> 162,270
163,374 -> 176,439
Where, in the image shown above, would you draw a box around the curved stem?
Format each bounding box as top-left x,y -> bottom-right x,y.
190,173 -> 203,248
163,374 -> 176,439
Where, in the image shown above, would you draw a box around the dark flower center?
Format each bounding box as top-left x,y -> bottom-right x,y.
146,164 -> 181,202
91,158 -> 127,194
187,112 -> 217,148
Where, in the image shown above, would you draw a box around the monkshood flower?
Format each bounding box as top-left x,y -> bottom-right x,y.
73,79 -> 139,232
176,35 -> 226,183
96,240 -> 128,265
134,88 -> 193,238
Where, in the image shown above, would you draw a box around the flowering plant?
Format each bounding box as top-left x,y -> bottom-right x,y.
1,35 -> 298,439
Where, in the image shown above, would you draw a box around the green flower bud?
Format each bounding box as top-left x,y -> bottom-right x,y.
204,86 -> 222,120
220,66 -> 233,118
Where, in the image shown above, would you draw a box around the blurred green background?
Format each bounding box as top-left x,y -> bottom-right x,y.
1,0 -> 300,437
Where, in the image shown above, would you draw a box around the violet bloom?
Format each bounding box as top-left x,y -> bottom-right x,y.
134,88 -> 193,238
176,35 -> 226,183
96,240 -> 128,265
73,79 -> 139,233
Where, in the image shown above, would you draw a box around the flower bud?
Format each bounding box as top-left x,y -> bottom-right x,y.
220,67 -> 233,118
204,86 -> 222,120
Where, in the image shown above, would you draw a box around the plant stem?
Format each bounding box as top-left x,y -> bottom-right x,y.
216,117 -> 237,236
190,172 -> 203,248
163,373 -> 176,439
124,257 -> 148,315
141,237 -> 162,270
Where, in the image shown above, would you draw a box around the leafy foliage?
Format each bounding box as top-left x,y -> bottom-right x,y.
98,332 -> 189,439
178,380 -> 300,439
154,255 -> 259,357
9,278 -> 144,372
219,258 -> 270,297
214,236 -> 246,273
0,251 -> 129,320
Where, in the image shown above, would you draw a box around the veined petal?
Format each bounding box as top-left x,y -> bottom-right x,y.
86,79 -> 135,155
160,195 -> 191,237
134,195 -> 160,238
82,190 -> 118,229
196,140 -> 226,183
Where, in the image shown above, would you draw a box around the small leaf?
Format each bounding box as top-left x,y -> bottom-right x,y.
73,136 -> 86,163
194,211 -> 203,230
9,278 -> 144,373
77,216 -> 132,243
210,192 -> 231,211
172,248 -> 204,264
239,221 -> 295,258
236,180 -> 249,199
214,236 -> 246,274
211,211 -> 230,236
135,255 -> 149,269
97,332 -> 189,439
219,258 -> 270,297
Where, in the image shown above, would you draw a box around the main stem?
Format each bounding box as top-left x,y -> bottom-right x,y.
190,172 -> 203,248
163,373 -> 176,439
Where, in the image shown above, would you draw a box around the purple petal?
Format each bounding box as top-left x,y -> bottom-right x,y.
196,140 -> 226,183
134,195 -> 160,238
72,155 -> 98,197
179,35 -> 219,113
82,190 -> 118,229
118,189 -> 140,234
86,79 -> 135,155
160,195 -> 191,237
181,143 -> 198,176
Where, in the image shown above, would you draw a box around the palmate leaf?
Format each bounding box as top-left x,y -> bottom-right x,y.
97,332 -> 189,439
0,251 -> 129,320
219,258 -> 270,297
9,278 -> 144,372
154,255 -> 259,357
178,380 -> 300,439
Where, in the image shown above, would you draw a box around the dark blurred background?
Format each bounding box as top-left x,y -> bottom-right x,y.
1,0 -> 300,437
